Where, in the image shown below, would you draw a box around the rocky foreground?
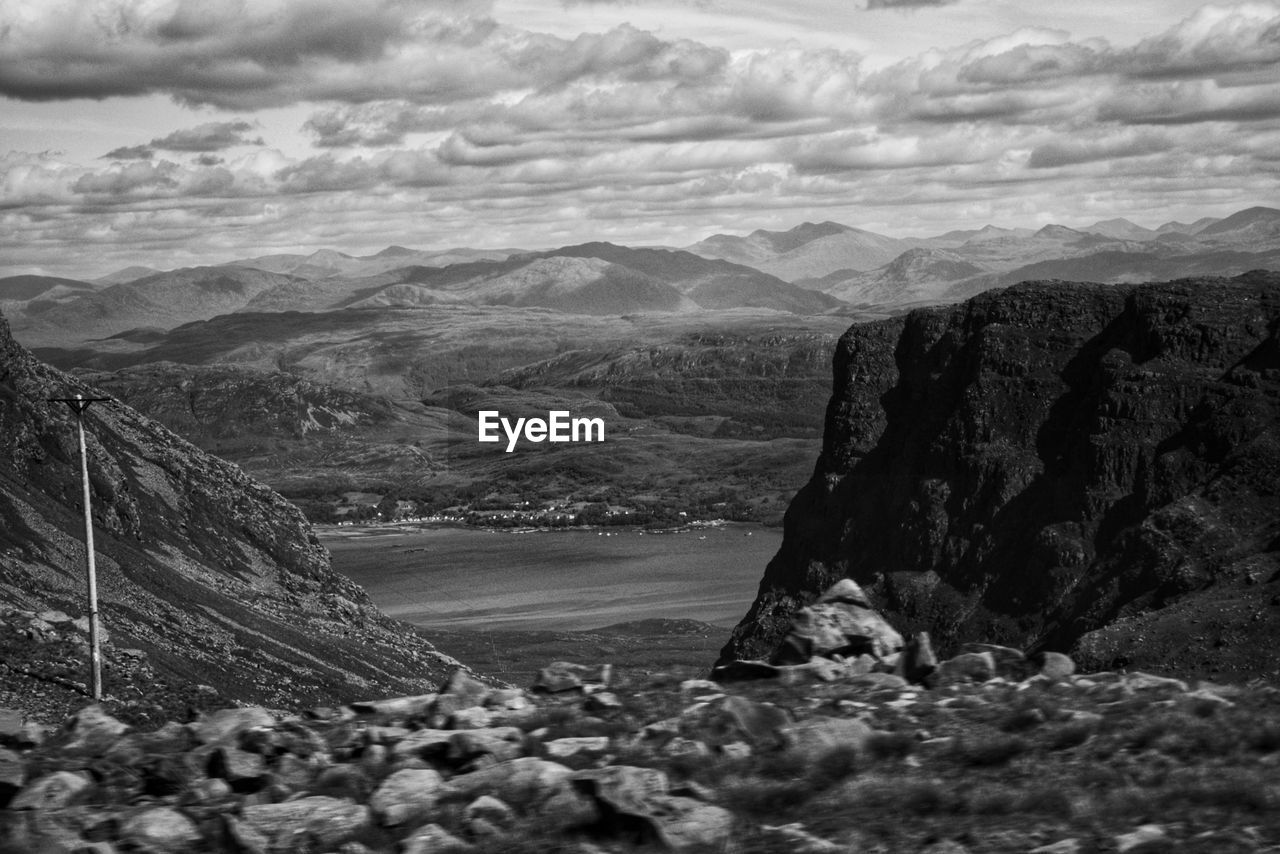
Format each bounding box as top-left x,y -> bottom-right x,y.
4,582 -> 1280,854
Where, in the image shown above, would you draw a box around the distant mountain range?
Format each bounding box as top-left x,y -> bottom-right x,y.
3,206 -> 1278,348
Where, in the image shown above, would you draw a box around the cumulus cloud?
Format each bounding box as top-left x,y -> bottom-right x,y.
0,0 -> 501,108
151,120 -> 264,152
1027,130 -> 1175,169
4,1 -> 1280,277
102,144 -> 155,160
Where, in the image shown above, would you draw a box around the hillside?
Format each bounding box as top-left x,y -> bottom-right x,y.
0,309 -> 464,716
720,273 -> 1280,682
13,267 -> 307,345
687,221 -> 913,281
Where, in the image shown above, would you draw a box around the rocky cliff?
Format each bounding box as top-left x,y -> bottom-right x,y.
0,310 -> 462,717
720,272 -> 1280,681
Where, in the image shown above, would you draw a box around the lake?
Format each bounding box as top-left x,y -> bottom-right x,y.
321,523 -> 781,632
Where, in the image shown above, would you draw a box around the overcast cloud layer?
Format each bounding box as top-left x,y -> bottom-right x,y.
2,0 -> 1278,277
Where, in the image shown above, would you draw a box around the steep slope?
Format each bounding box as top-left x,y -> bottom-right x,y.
720,273 -> 1280,682
0,310 -> 462,710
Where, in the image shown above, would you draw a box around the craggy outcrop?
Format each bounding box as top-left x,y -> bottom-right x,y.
0,310 -> 463,712
720,272 -> 1280,681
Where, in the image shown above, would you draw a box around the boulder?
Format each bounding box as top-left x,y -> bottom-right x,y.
10,771 -> 91,810
239,796 -> 370,849
465,794 -> 516,837
899,632 -> 938,684
533,661 -> 612,693
0,709 -> 24,745
1038,652 -> 1076,681
570,766 -> 732,853
402,823 -> 474,854
448,727 -> 525,764
445,757 -> 598,830
369,767 -> 443,826
545,737 -> 610,759
780,717 -> 875,762
716,695 -> 791,748
63,705 -> 129,753
191,707 -> 275,745
348,694 -> 436,718
935,652 -> 997,685
120,807 -> 200,853
441,670 -> 492,708
961,643 -> 1030,679
772,581 -> 904,664
0,747 -> 25,807
208,746 -> 267,790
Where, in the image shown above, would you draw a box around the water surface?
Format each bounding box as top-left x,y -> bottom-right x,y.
323,524 -> 780,631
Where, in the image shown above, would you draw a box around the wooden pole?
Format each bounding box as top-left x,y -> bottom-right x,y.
74,396 -> 103,701
50,393 -> 112,701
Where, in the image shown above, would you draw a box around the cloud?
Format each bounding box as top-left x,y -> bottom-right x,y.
71,161 -> 182,196
866,0 -> 958,7
150,120 -> 264,152
1120,3 -> 1280,80
0,0 -> 501,108
5,2 -> 1280,278
1027,130 -> 1175,168
102,144 -> 155,160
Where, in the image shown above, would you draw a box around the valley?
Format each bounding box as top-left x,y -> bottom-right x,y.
5,205 -> 1278,527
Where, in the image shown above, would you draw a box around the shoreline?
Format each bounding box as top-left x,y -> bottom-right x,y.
314,517 -> 766,540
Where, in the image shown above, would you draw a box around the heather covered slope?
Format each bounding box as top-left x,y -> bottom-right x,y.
720,272 -> 1280,682
0,310 -> 463,714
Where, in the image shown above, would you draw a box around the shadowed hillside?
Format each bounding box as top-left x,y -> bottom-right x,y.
721,272 -> 1280,683
0,309 -> 464,715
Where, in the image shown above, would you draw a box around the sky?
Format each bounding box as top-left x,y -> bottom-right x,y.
2,0 -> 1279,278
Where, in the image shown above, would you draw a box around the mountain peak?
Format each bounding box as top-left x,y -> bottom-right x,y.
374,245 -> 417,257
1197,205 -> 1280,237
1034,224 -> 1088,240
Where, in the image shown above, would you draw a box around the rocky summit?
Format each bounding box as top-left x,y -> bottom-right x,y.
720,272 -> 1280,681
0,309 -> 464,721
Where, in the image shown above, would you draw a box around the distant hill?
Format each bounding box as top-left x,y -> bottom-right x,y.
229,246 -> 520,280
350,255 -> 698,315
17,266 -> 307,345
551,243 -> 842,313
0,274 -> 96,302
1196,205 -> 1280,241
686,221 -> 912,281
803,248 -> 985,306
1082,218 -> 1157,241
95,265 -> 163,285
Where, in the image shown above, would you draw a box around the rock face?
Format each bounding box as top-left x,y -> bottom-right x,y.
0,309 -> 462,712
720,273 -> 1280,681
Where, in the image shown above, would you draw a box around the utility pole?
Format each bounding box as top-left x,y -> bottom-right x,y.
49,393 -> 112,701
